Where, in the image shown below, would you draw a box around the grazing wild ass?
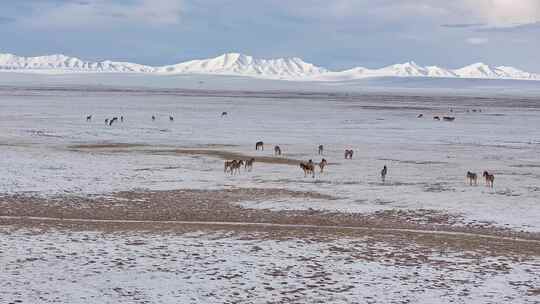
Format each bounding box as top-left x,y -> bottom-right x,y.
318,145 -> 324,155
109,117 -> 118,126
255,141 -> 264,151
224,160 -> 244,175
344,149 -> 354,159
466,171 -> 478,186
300,160 -> 315,178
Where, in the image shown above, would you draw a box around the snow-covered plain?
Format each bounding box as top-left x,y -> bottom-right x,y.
0,84 -> 539,233
2,227 -> 539,304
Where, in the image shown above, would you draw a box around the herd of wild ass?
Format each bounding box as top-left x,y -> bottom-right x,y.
231,140 -> 495,187
86,114 -> 174,125
85,112 -> 495,188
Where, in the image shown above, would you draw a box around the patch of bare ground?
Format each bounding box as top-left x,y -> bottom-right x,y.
1,188 -> 539,255
154,149 -> 304,165
67,143 -> 304,165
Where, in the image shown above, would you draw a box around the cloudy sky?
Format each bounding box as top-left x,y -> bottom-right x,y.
1,0 -> 539,71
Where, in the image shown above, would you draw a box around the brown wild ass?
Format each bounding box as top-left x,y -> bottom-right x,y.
483,171 -> 494,188
300,160 -> 315,178
231,160 -> 245,175
224,160 -> 237,173
244,158 -> 255,171
319,158 -> 328,174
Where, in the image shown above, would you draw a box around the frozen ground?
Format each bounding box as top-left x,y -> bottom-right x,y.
1,225 -> 539,304
0,85 -> 539,233
1,82 -> 540,304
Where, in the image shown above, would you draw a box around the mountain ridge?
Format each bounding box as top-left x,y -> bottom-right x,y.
1,52 -> 538,81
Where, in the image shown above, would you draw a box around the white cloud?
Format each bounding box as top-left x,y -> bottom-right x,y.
461,0 -> 540,27
276,1 -> 540,28
466,37 -> 489,45
21,0 -> 182,29
24,1 -> 537,31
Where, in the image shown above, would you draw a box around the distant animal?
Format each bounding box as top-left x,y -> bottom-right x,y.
255,141 -> 264,151
105,118 -> 109,125
466,171 -> 478,186
274,145 -> 282,156
109,117 -> 118,126
230,160 -> 244,175
169,115 -> 174,122
221,112 -> 228,117
152,115 -> 156,121
381,165 -> 388,183
443,116 -> 455,121
344,149 -> 354,159
433,116 -> 440,120
86,115 -> 92,122
483,171 -> 495,188
300,160 -> 315,178
319,158 -> 328,174
417,114 -> 423,118
244,158 -> 255,171
472,109 -> 477,113
224,160 -> 237,174
318,145 -> 324,155
120,116 -> 124,123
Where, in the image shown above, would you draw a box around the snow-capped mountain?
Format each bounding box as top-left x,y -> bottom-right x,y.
156,53 -> 328,79
0,53 -> 154,73
453,63 -> 540,80
315,61 -> 539,81
0,52 -> 539,81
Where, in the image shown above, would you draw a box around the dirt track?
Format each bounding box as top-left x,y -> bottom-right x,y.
1,188 -> 539,256
68,143 -> 309,165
